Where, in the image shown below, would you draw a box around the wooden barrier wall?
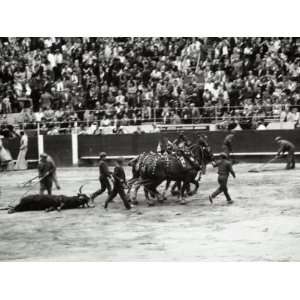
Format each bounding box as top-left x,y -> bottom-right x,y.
78,130 -> 300,158
3,129 -> 300,167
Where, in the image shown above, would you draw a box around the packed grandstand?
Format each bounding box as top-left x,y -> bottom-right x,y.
1,37 -> 300,136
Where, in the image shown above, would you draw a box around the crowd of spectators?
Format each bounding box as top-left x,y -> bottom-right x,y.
1,37 -> 300,133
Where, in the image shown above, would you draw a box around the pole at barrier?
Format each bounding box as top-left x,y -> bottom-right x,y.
72,132 -> 79,166
38,134 -> 44,157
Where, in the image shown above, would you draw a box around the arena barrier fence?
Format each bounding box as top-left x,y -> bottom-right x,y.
2,129 -> 300,167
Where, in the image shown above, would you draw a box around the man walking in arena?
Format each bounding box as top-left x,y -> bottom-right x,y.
104,157 -> 131,210
209,152 -> 235,205
90,152 -> 112,202
38,153 -> 56,195
275,136 -> 296,169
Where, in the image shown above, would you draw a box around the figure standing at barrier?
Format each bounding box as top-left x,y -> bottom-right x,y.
275,137 -> 296,170
196,133 -> 210,174
15,131 -> 28,170
209,152 -> 235,205
90,152 -> 112,202
0,135 -> 14,171
104,157 -> 131,210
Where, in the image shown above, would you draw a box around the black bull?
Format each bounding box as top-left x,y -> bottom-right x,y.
7,186 -> 91,214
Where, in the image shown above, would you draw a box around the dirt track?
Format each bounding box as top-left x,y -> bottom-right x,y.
0,164 -> 300,261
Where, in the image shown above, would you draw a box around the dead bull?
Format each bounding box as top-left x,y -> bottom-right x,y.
7,186 -> 91,214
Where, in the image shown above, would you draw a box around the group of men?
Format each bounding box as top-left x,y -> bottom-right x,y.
35,131 -> 296,210
90,152 -> 131,210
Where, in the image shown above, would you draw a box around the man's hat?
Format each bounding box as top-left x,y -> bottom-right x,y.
99,152 -> 107,158
274,136 -> 282,142
40,153 -> 48,158
220,152 -> 228,159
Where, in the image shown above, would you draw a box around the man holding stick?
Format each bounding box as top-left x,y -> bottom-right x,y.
104,157 -> 131,210
275,137 -> 296,170
38,153 -> 56,195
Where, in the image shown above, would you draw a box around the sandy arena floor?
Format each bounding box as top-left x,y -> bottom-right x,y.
0,163 -> 300,261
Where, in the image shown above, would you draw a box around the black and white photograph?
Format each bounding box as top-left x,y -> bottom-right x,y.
1,36 -> 300,262
1,1 -> 300,299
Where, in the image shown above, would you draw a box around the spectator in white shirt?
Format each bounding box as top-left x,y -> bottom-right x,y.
100,115 -> 111,127
34,108 -> 44,123
47,50 -> 56,69
115,90 -> 125,105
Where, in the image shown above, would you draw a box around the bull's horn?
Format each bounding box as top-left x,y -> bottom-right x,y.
78,185 -> 84,194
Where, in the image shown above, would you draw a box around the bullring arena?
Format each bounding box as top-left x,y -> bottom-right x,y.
1,160 -> 300,261
1,37 -> 300,263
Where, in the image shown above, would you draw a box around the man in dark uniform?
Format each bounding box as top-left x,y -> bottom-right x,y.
90,152 -> 112,202
275,137 -> 296,169
222,133 -> 235,160
104,157 -> 131,210
197,133 -> 210,174
209,152 -> 235,205
38,153 -> 56,195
